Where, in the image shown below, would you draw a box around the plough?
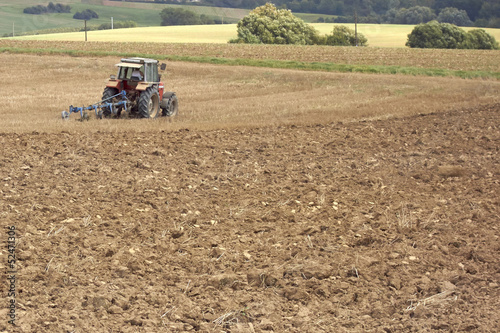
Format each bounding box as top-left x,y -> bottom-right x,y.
61,90 -> 128,121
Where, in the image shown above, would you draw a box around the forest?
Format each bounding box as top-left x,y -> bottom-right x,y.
152,0 -> 500,27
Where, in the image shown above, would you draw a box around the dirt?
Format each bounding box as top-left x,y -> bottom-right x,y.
1,104 -> 499,332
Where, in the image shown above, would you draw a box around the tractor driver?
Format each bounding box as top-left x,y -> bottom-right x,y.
131,68 -> 144,81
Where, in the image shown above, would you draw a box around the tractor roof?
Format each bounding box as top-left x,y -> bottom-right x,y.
117,57 -> 158,67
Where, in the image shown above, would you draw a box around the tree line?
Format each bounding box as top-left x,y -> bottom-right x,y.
23,2 -> 71,15
153,0 -> 500,28
228,3 -> 498,49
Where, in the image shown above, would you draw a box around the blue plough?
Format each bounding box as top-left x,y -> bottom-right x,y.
61,90 -> 128,121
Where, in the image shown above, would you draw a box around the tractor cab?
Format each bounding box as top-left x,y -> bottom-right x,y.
107,57 -> 165,96
114,57 -> 160,83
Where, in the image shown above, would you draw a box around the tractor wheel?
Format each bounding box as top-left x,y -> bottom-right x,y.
161,92 -> 179,117
101,87 -> 119,118
138,87 -> 160,119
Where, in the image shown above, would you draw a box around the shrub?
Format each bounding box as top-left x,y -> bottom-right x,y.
98,21 -> 138,30
24,2 -> 70,15
229,3 -> 320,45
322,25 -> 368,46
462,29 -> 499,49
73,9 -> 99,20
406,21 -> 499,49
160,8 -> 215,25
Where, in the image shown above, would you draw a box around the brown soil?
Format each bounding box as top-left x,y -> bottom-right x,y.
1,104 -> 499,332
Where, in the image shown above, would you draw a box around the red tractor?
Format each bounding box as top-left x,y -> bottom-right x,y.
62,57 -> 178,120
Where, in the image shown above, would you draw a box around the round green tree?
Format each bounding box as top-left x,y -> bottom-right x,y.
463,29 -> 499,49
229,3 -> 320,45
406,21 -> 466,49
323,25 -> 368,46
406,20 -> 499,49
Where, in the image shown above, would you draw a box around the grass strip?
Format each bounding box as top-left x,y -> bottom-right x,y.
1,46 -> 499,80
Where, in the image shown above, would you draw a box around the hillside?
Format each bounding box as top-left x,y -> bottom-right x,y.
0,0 -> 249,37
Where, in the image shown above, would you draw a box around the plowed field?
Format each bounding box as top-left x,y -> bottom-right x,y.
1,104 -> 499,332
0,52 -> 499,332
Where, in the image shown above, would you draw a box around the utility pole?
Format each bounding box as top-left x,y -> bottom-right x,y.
354,0 -> 359,46
111,17 -> 113,29
84,20 -> 87,41
355,8 -> 358,46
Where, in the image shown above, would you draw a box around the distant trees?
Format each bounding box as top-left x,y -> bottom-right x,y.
437,7 -> 473,26
23,2 -> 71,15
160,7 -> 216,25
189,0 -> 500,28
230,3 -> 367,46
385,6 -> 436,24
73,9 -> 99,20
406,21 -> 499,49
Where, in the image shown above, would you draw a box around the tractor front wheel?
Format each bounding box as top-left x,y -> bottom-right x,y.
138,87 -> 160,119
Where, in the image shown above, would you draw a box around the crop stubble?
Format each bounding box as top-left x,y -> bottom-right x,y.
2,40 -> 500,73
1,53 -> 499,133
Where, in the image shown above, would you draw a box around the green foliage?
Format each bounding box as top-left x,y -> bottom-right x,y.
406,21 -> 499,49
229,3 -> 320,45
98,21 -> 138,30
437,7 -> 473,26
391,6 -> 437,24
462,29 -> 499,49
160,7 -> 215,26
73,9 -> 99,21
322,25 -> 368,46
23,2 -> 71,15
406,21 -> 466,48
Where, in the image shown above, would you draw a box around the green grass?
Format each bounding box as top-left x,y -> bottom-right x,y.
0,0 -> 244,36
2,44 -> 499,80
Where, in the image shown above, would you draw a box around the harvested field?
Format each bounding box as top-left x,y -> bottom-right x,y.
2,40 -> 500,73
0,51 -> 499,332
1,53 -> 499,133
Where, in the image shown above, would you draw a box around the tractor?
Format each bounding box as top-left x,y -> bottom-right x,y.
62,57 -> 178,120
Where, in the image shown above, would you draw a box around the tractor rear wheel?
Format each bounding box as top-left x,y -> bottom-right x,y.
101,87 -> 119,118
161,92 -> 179,117
138,87 -> 160,119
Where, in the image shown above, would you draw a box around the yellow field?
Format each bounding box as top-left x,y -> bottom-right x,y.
1,53 -> 499,133
12,23 -> 500,48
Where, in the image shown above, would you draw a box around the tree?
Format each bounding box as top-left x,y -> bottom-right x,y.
73,9 -> 99,20
437,7 -> 473,26
393,6 -> 437,24
406,20 -> 498,49
406,21 -> 465,48
323,25 -> 368,46
433,0 -> 483,21
160,8 -> 203,26
462,29 -> 499,49
229,3 -> 320,44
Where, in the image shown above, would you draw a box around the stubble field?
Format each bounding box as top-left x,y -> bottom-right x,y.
0,46 -> 499,332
